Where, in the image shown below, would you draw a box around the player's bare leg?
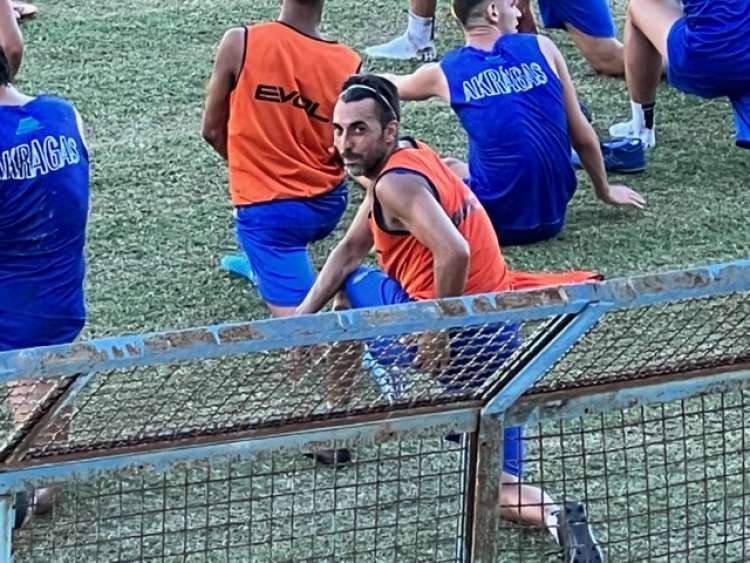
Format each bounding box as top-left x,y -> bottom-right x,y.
305,291 -> 360,466
565,23 -> 624,76
609,0 -> 683,147
501,473 -> 604,562
365,0 -> 438,62
7,377 -> 67,527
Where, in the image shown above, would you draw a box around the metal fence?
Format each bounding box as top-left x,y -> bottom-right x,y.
0,260 -> 748,563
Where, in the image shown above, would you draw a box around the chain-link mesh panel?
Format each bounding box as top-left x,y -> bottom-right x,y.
13,436 -> 466,563
526,291 -> 750,394
498,389 -> 750,562
0,319 -> 545,461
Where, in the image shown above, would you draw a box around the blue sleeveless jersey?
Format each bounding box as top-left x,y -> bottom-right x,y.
0,96 -> 90,329
439,33 -> 576,230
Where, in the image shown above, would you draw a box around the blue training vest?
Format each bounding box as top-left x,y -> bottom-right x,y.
440,33 -> 576,231
0,96 -> 90,327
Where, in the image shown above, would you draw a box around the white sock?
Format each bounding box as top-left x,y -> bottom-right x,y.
546,510 -> 561,544
407,11 -> 434,47
630,100 -> 645,131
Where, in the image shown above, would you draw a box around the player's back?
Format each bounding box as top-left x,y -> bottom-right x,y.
371,139 -> 510,300
228,22 -> 362,206
439,33 -> 576,231
0,95 -> 90,321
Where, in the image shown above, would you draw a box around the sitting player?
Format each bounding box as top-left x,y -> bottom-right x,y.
201,0 -> 360,318
365,0 -> 623,76
293,74 -> 605,563
0,28 -> 91,527
609,0 -> 750,149
380,0 -> 645,246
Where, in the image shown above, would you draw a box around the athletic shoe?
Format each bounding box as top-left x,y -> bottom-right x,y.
608,120 -> 655,148
304,448 -> 353,466
365,33 -> 437,62
220,251 -> 258,285
571,137 -> 646,174
554,501 -> 605,563
14,491 -> 33,529
362,349 -> 405,402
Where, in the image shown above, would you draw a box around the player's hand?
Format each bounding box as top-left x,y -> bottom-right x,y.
602,184 -> 646,210
286,344 -> 323,382
412,330 -> 452,376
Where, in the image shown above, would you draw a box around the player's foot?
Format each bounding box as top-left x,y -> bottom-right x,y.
304,448 -> 352,466
365,33 -> 437,62
362,349 -> 405,402
608,120 -> 655,148
14,490 -> 34,529
220,251 -> 258,285
13,1 -> 38,21
13,486 -> 58,529
571,137 -> 646,174
553,501 -> 605,563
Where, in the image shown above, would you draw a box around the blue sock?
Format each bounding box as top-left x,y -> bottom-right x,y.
220,251 -> 257,285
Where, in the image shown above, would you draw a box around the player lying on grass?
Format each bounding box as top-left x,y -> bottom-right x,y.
609,0 -> 750,150
0,24 -> 90,527
379,0 -> 645,247
293,73 -> 605,563
201,0 -> 361,319
365,0 -> 623,76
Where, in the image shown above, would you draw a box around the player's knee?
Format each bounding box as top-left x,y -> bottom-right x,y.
626,0 -> 649,20
580,37 -> 624,76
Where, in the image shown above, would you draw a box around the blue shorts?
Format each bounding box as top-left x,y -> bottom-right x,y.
0,311 -> 84,352
667,19 -> 750,149
538,0 -> 616,38
731,95 -> 750,149
344,265 -> 526,477
462,178 -> 566,246
234,182 -> 348,307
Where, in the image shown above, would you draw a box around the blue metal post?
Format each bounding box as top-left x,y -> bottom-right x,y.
0,492 -> 13,563
468,412 -> 504,563
483,304 -> 610,416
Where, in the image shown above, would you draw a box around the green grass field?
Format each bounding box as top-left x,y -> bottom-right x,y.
8,0 -> 750,561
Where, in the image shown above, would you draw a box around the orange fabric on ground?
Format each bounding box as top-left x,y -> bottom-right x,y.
227,22 -> 361,206
506,269 -> 603,290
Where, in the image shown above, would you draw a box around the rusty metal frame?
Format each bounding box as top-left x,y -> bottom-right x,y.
0,260 -> 749,562
2,260 -> 746,385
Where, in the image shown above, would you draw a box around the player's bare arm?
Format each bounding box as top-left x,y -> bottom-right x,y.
202,27 -> 245,160
295,195 -> 375,316
543,36 -> 646,210
0,0 -> 23,78
380,63 -> 450,103
375,172 -> 469,298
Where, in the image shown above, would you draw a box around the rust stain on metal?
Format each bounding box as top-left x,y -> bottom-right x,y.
471,296 -> 496,313
40,343 -> 108,368
361,308 -> 399,323
111,346 -> 124,359
634,269 -> 710,294
125,343 -> 139,356
494,286 -> 567,310
435,299 -> 467,317
217,324 -> 264,343
144,329 -> 218,352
